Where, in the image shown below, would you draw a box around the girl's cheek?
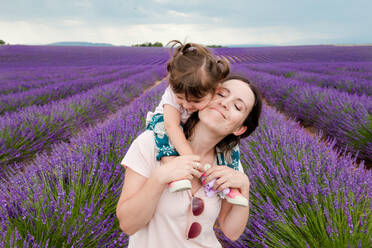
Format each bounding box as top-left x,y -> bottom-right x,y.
199,102 -> 209,110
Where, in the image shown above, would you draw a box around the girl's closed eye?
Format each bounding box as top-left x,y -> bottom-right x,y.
234,104 -> 241,111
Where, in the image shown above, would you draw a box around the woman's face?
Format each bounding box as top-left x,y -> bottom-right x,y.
199,79 -> 255,136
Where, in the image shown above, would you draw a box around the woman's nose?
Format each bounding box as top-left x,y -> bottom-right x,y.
218,98 -> 228,109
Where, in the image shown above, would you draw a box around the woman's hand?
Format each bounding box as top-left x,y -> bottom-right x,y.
154,155 -> 203,186
203,165 -> 250,196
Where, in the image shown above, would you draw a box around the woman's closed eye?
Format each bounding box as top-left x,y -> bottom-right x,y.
217,91 -> 228,97
216,87 -> 228,97
234,104 -> 241,111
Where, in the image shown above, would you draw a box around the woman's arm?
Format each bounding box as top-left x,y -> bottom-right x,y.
116,155 -> 202,235
203,166 -> 250,241
163,104 -> 193,155
217,184 -> 250,241
116,167 -> 166,235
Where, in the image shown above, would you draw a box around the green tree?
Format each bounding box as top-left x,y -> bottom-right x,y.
152,42 -> 163,47
0,40 -> 5,45
207,45 -> 223,48
131,42 -> 163,47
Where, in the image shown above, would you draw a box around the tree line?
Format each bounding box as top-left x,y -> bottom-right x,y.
131,42 -> 163,47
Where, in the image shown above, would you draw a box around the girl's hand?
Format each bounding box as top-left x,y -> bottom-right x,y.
154,155 -> 203,185
203,165 -> 250,196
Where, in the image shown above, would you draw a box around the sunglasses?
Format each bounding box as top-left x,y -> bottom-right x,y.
186,196 -> 205,239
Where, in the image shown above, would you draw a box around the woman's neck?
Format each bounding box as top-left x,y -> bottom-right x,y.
188,122 -> 224,159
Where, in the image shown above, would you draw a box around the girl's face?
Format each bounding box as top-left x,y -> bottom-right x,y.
199,79 -> 255,136
174,93 -> 213,113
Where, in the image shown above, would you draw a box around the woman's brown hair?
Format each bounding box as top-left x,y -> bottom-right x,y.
183,74 -> 262,153
166,40 -> 229,100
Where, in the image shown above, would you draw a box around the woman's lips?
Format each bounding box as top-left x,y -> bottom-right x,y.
209,106 -> 226,119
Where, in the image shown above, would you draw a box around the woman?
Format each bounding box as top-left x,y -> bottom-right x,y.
116,75 -> 262,247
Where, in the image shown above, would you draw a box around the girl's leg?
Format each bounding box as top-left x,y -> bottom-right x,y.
147,114 -> 191,192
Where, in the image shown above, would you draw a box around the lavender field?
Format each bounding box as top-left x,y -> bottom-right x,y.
0,45 -> 371,247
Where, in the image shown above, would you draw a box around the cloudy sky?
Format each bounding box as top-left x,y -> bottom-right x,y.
1,0 -> 371,46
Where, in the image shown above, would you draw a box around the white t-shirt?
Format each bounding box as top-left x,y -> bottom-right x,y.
120,131 -> 244,248
146,86 -> 191,125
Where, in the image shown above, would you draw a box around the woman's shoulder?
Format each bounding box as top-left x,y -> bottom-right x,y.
131,130 -> 156,147
135,130 -> 155,142
121,130 -> 158,177
126,130 -> 156,159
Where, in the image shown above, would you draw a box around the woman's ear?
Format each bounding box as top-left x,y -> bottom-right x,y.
233,125 -> 247,136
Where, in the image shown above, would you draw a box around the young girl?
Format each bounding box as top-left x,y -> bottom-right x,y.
146,40 -> 248,206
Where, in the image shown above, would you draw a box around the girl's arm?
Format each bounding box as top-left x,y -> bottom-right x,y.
163,104 -> 193,155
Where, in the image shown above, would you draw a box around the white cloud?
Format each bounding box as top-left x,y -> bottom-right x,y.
0,21 -> 341,46
167,10 -> 190,18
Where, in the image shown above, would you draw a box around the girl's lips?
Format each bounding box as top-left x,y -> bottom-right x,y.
209,106 -> 226,119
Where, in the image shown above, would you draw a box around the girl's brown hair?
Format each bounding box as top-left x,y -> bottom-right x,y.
183,74 -> 263,153
166,40 -> 229,100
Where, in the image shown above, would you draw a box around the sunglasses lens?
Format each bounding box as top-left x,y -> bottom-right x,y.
192,197 -> 204,216
188,222 -> 202,239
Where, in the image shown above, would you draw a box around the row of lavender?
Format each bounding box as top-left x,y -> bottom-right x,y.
244,62 -> 372,96
1,80 -> 370,247
0,65 -> 135,95
233,65 -> 372,163
0,66 -> 166,173
0,65 -> 152,115
214,45 -> 372,63
0,45 -> 170,68
264,62 -> 372,79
